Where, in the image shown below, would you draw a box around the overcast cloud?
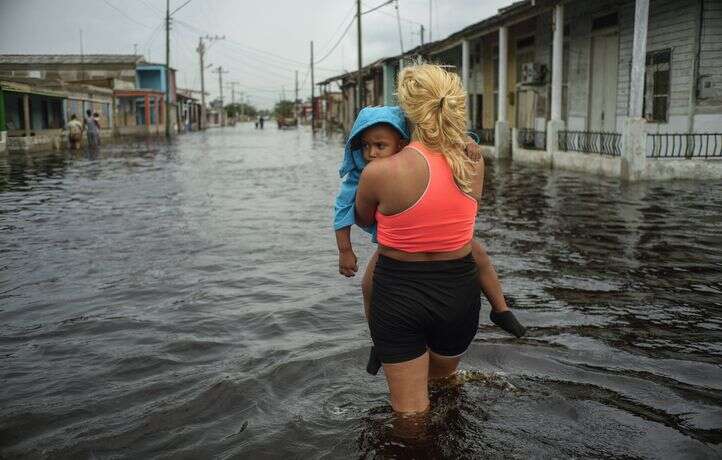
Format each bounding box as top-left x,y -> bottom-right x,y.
0,0 -> 512,109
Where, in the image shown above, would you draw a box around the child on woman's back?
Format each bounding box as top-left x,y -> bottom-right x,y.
333,106 -> 525,374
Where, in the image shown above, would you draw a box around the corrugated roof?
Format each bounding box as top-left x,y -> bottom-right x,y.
0,54 -> 145,65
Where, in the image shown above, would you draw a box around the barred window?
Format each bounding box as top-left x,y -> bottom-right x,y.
643,49 -> 671,123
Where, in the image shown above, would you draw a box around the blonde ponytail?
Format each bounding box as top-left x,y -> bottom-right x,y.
397,64 -> 475,194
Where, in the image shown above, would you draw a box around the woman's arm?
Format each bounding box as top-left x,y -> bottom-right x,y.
355,161 -> 383,228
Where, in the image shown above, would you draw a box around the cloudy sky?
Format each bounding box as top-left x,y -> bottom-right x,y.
1,0 -> 512,109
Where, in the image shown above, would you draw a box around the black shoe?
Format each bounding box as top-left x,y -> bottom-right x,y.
490,310 -> 527,338
366,346 -> 382,375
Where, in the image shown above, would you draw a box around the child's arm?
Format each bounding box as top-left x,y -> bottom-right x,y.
335,226 -> 358,277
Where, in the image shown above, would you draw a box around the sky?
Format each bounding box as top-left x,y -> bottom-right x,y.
0,0 -> 512,110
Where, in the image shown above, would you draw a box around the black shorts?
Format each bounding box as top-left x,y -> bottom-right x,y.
369,253 -> 481,364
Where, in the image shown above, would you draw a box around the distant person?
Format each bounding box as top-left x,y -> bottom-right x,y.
92,112 -> 101,146
66,114 -> 83,150
259,116 -> 264,129
84,109 -> 99,148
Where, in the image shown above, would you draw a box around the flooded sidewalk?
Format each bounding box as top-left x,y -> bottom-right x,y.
1,123 -> 721,458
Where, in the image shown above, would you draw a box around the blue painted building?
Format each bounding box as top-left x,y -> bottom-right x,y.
135,63 -> 176,103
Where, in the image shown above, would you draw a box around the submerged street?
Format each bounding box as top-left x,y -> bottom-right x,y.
1,124 -> 721,458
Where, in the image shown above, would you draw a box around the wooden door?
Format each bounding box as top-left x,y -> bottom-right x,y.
589,33 -> 619,132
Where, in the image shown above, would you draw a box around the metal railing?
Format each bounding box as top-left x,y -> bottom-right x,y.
517,128 -> 546,151
473,128 -> 495,146
647,133 -> 722,159
558,130 -> 622,156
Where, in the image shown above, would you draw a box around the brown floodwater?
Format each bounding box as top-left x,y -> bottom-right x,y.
0,124 -> 721,458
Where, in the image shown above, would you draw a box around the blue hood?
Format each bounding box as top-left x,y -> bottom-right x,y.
338,106 -> 410,178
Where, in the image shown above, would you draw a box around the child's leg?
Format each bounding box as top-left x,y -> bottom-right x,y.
361,250 -> 379,322
363,250 -> 382,375
470,239 -> 508,313
471,239 -> 527,338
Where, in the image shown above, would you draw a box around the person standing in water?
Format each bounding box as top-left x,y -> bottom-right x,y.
84,109 -> 99,148
66,114 -> 83,150
355,64 -> 517,413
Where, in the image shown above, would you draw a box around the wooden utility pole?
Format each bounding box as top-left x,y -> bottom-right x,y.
165,0 -> 171,137
213,66 -> 229,126
197,37 -> 206,129
429,0 -> 433,42
310,41 -> 315,131
420,24 -> 425,45
356,0 -> 362,115
395,0 -> 404,54
295,70 -> 299,120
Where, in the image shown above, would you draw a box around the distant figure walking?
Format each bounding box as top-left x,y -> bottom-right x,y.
93,112 -> 102,146
67,114 -> 83,150
259,116 -> 265,129
84,109 -> 99,148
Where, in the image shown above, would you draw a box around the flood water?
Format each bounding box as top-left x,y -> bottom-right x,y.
1,123 -> 721,459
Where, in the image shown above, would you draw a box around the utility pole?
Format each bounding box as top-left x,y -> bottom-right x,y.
420,24 -> 425,46
310,41 -> 315,132
197,38 -> 206,129
133,43 -> 138,55
213,66 -> 229,126
165,0 -> 171,137
227,81 -> 239,122
79,29 -> 84,81
198,35 -> 224,129
429,0 -> 433,42
356,0 -> 362,115
240,92 -> 245,120
395,0 -> 404,54
294,70 -> 299,120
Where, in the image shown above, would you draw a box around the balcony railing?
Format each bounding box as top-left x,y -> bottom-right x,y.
517,128 -> 546,151
647,133 -> 722,159
472,128 -> 495,146
558,130 -> 622,156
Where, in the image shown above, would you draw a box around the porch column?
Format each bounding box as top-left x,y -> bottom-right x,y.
0,87 -> 6,152
461,39 -> 471,126
495,26 -> 511,159
382,62 -> 393,105
498,27 -> 508,123
548,3 -> 565,155
154,96 -> 160,127
550,4 -> 564,122
628,0 -> 649,118
23,94 -> 31,137
622,0 -> 650,182
144,95 -> 150,128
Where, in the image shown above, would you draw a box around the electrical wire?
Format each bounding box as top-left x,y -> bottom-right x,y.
313,15 -> 356,65
101,0 -> 153,28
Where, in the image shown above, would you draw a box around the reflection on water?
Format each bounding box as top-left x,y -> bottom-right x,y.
0,124 -> 721,458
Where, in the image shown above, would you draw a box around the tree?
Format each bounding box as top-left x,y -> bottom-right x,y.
224,102 -> 257,118
273,100 -> 295,119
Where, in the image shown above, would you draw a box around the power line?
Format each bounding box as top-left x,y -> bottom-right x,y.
101,0 -> 152,28
314,15 -> 356,65
170,0 -> 194,16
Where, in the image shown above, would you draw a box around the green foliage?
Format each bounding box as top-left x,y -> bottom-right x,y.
273,100 -> 295,119
224,102 -> 257,118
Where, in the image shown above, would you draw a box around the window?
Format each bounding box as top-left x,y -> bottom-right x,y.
643,49 -> 671,123
592,13 -> 618,31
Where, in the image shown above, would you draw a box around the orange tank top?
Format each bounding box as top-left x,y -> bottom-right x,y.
375,141 -> 478,253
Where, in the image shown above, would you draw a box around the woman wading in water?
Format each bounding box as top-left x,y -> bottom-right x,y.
355,63 -> 495,413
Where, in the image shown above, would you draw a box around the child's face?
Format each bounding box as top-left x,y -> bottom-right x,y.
360,125 -> 405,162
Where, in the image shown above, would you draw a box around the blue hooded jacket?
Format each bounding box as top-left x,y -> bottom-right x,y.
333,106 -> 410,241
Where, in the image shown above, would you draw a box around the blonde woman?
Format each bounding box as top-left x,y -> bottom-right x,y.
355,64 -> 491,414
